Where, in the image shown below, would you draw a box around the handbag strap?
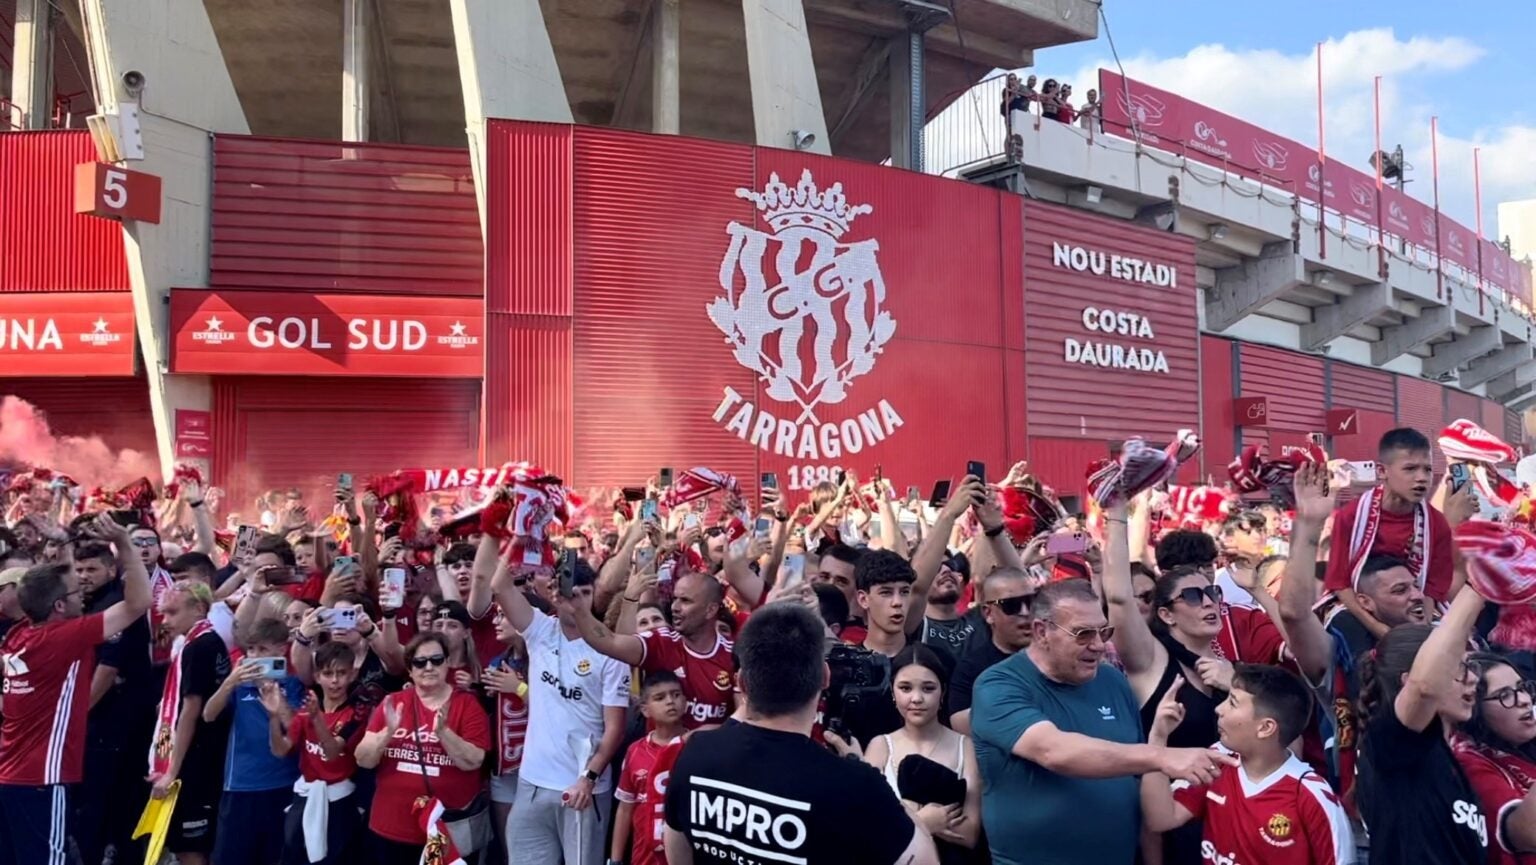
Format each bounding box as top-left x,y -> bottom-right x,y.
405,691 -> 438,802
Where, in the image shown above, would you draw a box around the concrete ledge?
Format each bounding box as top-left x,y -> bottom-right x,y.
1423,326 -> 1502,379
1301,281 -> 1391,352
1208,242 -> 1304,333
1459,344 -> 1536,390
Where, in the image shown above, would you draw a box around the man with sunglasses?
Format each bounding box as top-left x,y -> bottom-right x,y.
970,578 -> 1237,865
948,568 -> 1036,734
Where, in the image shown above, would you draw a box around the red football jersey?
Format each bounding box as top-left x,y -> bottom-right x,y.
493,686 -> 528,775
1322,500 -> 1454,602
637,628 -> 734,728
1454,738 -> 1536,865
289,702 -> 368,784
616,733 -> 683,865
1172,751 -> 1353,865
0,614 -> 105,785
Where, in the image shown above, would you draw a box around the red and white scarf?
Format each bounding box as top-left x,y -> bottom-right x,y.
661,467 -> 741,509
1345,487 -> 1428,592
1439,418 -> 1517,465
418,798 -> 468,865
149,618 -> 215,778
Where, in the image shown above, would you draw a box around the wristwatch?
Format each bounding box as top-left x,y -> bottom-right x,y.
581,768 -> 600,783
984,524 -> 1006,538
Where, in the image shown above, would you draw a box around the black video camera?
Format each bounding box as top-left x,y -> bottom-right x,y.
822,644 -> 891,743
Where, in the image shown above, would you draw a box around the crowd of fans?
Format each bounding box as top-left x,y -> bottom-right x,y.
1,419 -> 1535,865
1001,72 -> 1100,160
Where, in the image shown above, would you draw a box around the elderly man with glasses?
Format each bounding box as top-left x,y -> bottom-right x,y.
970,578 -> 1235,865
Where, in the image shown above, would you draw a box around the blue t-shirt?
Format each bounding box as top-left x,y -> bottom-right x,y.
970,651 -> 1143,865
223,675 -> 305,792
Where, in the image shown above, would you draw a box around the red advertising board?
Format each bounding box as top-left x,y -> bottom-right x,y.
0,292 -> 136,376
1234,397 -> 1270,427
175,409 -> 212,458
169,289 -> 483,377
1097,69 -> 1499,278
486,123 -> 1024,493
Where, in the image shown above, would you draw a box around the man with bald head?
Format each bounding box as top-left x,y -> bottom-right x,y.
948,567 -> 1037,733
568,570 -> 736,728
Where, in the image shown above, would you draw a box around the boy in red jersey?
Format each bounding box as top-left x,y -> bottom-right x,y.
262,640 -> 367,865
0,515 -> 153,865
612,671 -> 688,865
1141,665 -> 1355,865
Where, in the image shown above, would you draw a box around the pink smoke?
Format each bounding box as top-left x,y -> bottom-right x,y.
0,396 -> 161,488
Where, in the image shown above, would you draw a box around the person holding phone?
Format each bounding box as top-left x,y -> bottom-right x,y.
202,617 -> 306,865
0,515 -> 153,865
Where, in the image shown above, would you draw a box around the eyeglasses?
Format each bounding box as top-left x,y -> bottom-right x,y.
131,537 -> 159,548
1483,680 -> 1536,709
1457,659 -> 1480,684
410,654 -> 448,670
1043,619 -> 1115,645
1164,585 -> 1223,608
986,594 -> 1036,617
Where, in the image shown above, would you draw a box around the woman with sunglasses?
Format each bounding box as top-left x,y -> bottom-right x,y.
356,632 -> 491,865
1103,502 -> 1234,863
1355,584 -> 1488,864
1453,652 -> 1536,864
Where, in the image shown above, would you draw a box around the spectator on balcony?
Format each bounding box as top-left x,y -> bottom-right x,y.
1057,85 -> 1077,125
1001,74 -> 1027,124
1039,79 -> 1061,121
1079,89 -> 1101,132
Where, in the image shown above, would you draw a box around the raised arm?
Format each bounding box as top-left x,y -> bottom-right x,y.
1395,548 -> 1483,732
596,510 -> 648,614
489,536 -> 536,633
556,592 -> 645,667
186,481 -> 216,556
1278,464 -> 1335,683
97,516 -> 152,640
911,478 -> 981,609
1101,502 -> 1165,684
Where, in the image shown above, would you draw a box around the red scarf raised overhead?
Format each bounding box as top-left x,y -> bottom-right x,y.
149,619 -> 214,779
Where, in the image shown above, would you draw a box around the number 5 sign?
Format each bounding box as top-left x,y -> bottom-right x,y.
73,162 -> 162,224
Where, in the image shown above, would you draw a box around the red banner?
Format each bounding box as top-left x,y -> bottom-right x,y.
1097,69 -> 1502,280
0,292 -> 136,376
169,289 -> 484,377
175,409 -> 212,459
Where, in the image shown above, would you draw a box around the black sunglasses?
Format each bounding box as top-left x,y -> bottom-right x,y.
410,653 -> 448,670
987,594 -> 1036,617
1164,585 -> 1223,608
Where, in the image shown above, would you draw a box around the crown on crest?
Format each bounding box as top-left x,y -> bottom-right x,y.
735,169 -> 872,238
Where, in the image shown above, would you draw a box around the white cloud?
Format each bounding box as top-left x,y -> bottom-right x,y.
1055,28 -> 1535,237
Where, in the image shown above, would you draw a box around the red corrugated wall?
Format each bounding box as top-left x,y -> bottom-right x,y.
1238,344 -> 1324,455
1396,375 -> 1445,438
483,121 -> 573,475
1,377 -> 156,457
1446,389 -> 1481,428
209,136 -> 481,295
1507,408 -> 1525,452
1021,201 -> 1200,453
1200,336 -> 1236,480
1327,360 -> 1396,460
212,377 -> 480,502
0,131 -> 130,292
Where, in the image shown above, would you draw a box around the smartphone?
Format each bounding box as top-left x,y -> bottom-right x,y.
249,656 -> 288,679
780,553 -> 806,589
929,480 -> 952,508
1448,462 -> 1472,494
635,547 -> 657,571
336,473 -> 353,493
233,525 -> 259,564
683,513 -> 702,531
333,555 -> 358,572
381,567 -> 408,610
657,556 -> 677,585
557,548 -> 578,599
658,467 -> 674,489
1058,495 -> 1082,517
966,461 -> 986,484
621,486 -> 646,502
753,516 -> 772,543
262,565 -> 304,586
906,485 -> 921,502
836,469 -> 847,487
108,509 -> 142,527
873,464 -> 884,484
761,472 -> 779,490
1046,532 -> 1088,555
640,499 -> 659,522
1345,460 -> 1379,485
318,607 -> 358,630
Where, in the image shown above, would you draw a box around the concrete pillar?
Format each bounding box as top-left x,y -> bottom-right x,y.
11,0 -> 55,129
78,0 -> 248,476
741,0 -> 828,154
342,0 -> 371,141
651,0 -> 680,135
890,34 -> 909,169
449,0 -> 572,233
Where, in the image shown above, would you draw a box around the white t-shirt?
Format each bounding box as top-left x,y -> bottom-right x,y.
516,609 -> 630,793
1214,567 -> 1258,609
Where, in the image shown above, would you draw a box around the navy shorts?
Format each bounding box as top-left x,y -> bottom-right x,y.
0,783 -> 72,865
212,788 -> 292,865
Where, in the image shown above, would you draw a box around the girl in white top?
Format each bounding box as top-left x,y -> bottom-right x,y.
863,644 -> 983,858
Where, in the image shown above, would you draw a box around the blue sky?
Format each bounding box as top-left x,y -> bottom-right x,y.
1028,2 -> 1535,238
